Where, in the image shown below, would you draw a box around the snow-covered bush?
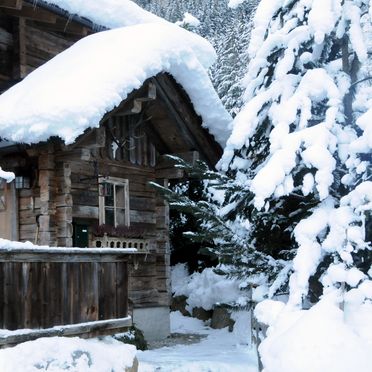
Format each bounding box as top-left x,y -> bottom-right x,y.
255,295 -> 372,372
172,264 -> 244,312
0,336 -> 137,372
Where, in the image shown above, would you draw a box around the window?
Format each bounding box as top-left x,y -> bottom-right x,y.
0,180 -> 6,211
99,177 -> 129,227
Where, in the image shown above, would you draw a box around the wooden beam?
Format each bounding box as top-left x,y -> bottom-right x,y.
152,77 -> 196,151
18,16 -> 26,78
156,74 -> 223,167
157,151 -> 199,169
1,6 -> 57,24
155,167 -> 185,180
0,316 -> 132,347
0,0 -> 22,10
0,247 -> 143,263
33,18 -> 89,36
144,118 -> 172,154
99,82 -> 151,124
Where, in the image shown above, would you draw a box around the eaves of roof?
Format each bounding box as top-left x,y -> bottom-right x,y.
23,0 -> 107,31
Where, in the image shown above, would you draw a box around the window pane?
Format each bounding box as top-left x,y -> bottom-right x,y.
116,208 -> 126,225
105,184 -> 114,206
116,185 -> 126,208
0,181 -> 6,210
105,208 -> 115,226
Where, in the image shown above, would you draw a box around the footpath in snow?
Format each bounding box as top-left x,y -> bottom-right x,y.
137,311 -> 258,372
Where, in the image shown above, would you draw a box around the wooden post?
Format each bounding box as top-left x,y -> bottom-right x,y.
154,178 -> 171,307
12,16 -> 27,79
56,163 -> 73,247
38,145 -> 57,246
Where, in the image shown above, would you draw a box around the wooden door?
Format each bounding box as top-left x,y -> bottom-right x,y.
0,181 -> 18,240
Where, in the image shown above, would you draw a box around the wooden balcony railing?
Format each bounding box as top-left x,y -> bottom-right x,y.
92,236 -> 151,252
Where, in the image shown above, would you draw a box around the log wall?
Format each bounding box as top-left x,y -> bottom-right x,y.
61,146 -> 170,309
0,140 -> 171,312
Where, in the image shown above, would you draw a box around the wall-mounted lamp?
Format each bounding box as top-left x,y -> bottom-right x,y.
99,181 -> 113,197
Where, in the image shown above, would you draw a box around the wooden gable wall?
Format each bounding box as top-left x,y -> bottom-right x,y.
0,0 -> 93,90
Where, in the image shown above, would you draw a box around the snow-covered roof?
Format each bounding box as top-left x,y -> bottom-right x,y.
0,167 -> 14,183
0,23 -> 231,146
35,0 -> 166,29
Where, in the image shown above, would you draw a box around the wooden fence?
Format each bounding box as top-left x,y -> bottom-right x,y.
0,247 -> 135,346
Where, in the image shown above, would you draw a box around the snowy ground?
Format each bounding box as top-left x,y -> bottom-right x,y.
137,311 -> 258,372
0,311 -> 258,372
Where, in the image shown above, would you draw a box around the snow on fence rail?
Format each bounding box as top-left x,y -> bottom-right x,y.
0,244 -> 136,346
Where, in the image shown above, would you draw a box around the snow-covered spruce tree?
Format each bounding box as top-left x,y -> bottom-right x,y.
168,179 -> 218,272
151,155 -> 291,303
154,0 -> 371,309
219,0 -> 372,307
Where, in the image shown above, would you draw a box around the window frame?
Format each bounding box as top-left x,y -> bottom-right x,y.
98,176 -> 130,227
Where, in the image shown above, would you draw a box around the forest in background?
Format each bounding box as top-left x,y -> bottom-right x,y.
133,0 -> 260,115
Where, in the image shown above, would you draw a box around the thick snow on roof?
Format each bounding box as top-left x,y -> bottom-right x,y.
0,167 -> 14,183
39,0 -> 165,28
0,23 -> 231,146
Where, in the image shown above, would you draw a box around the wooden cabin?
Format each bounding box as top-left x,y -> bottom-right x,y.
0,0 -> 228,342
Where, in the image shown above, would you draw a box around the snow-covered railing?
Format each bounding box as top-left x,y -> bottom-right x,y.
0,317 -> 132,348
0,246 -> 139,262
0,241 -> 135,346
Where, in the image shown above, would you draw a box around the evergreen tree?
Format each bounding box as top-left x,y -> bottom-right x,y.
154,0 -> 371,308
168,179 -> 218,272
219,0 -> 372,307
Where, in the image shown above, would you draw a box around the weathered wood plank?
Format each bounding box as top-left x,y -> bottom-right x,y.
3,263 -> 14,329
98,263 -> 105,321
72,205 -> 98,219
41,262 -> 50,328
30,262 -> 42,329
49,262 -> 62,326
103,263 -> 116,320
116,261 -> 128,318
129,210 -> 156,224
0,248 -> 140,263
32,19 -> 89,36
0,0 -> 22,10
0,257 -> 132,331
155,167 -> 184,179
1,6 -> 57,24
61,262 -> 68,325
0,263 -> 3,328
70,262 -> 79,324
